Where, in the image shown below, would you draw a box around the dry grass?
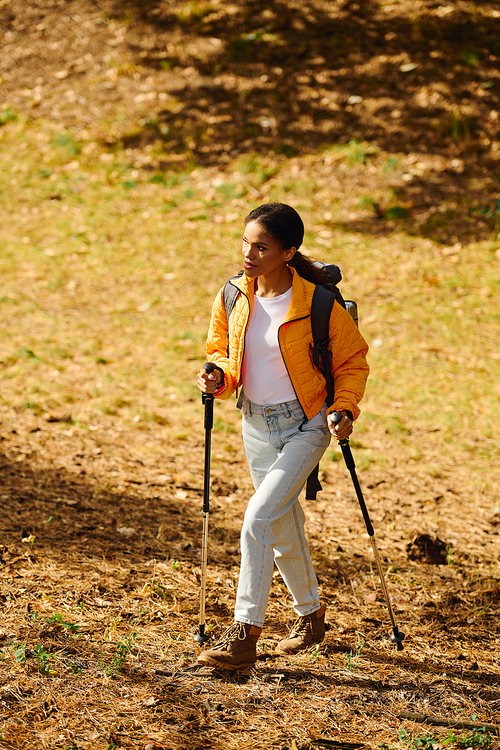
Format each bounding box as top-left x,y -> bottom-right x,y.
2,498 -> 500,750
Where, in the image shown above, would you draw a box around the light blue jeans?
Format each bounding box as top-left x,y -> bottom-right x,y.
234,395 -> 331,628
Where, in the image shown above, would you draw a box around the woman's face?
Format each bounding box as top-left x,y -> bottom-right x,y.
242,220 -> 295,279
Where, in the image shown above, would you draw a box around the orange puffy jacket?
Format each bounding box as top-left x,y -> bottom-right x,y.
206,267 -> 369,420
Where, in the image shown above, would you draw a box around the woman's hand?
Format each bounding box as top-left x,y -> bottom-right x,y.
197,366 -> 222,394
327,412 -> 353,441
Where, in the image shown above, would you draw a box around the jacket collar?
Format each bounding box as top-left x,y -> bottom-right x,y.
234,266 -> 314,320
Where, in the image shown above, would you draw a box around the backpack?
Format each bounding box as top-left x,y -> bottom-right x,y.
222,264 -> 358,500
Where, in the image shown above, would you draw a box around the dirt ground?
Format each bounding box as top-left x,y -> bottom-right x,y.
1,1 -> 500,749
1,401 -> 500,749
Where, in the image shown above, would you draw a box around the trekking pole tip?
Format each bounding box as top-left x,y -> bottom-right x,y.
194,631 -> 210,644
390,629 -> 405,650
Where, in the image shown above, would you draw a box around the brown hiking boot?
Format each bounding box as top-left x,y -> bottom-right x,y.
276,604 -> 326,655
196,622 -> 261,671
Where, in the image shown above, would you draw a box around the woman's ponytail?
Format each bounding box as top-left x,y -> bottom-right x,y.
287,251 -> 332,286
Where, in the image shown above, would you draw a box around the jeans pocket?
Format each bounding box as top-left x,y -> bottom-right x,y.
300,404 -> 329,434
289,404 -> 306,423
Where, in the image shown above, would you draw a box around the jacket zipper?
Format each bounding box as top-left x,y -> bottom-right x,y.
229,281 -> 251,391
278,315 -> 310,412
232,282 -> 311,411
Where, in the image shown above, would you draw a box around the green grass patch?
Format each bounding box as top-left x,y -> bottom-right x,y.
0,113 -> 498,473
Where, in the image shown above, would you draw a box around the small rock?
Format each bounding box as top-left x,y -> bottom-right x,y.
44,413 -> 72,423
117,527 -> 136,536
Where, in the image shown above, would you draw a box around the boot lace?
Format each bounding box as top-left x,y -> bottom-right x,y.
212,622 -> 247,649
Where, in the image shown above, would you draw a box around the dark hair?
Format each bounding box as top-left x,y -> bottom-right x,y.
244,202 -> 332,286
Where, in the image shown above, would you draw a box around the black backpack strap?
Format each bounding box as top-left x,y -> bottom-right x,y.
222,272 -> 243,319
305,463 -> 322,501
310,284 -> 336,408
306,283 -> 338,501
222,271 -> 244,357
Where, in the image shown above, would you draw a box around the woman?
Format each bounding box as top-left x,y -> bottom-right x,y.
196,202 -> 369,670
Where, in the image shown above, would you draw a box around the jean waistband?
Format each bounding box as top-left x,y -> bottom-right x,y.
242,394 -> 303,418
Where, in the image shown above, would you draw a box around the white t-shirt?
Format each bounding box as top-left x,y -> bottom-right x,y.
241,287 -> 296,405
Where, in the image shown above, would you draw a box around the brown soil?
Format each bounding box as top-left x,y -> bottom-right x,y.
1,396 -> 500,749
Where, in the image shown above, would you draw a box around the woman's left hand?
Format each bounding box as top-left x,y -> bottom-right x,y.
327,412 -> 353,441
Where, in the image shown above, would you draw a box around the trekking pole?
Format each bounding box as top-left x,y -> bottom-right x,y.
331,412 -> 405,651
194,363 -> 215,645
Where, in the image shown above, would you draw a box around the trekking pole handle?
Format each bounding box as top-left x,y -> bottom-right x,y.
330,411 -> 355,463
202,363 -> 215,430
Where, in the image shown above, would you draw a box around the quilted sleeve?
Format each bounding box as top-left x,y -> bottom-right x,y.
328,302 -> 370,420
206,289 -> 239,399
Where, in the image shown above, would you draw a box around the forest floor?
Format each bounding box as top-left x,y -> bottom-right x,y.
1,1 -> 500,749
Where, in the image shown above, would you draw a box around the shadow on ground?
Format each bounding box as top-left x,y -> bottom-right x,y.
101,0 -> 500,242
0,450 -> 212,565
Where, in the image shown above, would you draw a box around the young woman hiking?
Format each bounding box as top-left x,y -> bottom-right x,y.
196,202 -> 369,670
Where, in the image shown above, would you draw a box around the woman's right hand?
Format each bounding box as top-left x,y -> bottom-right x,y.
197,366 -> 221,394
